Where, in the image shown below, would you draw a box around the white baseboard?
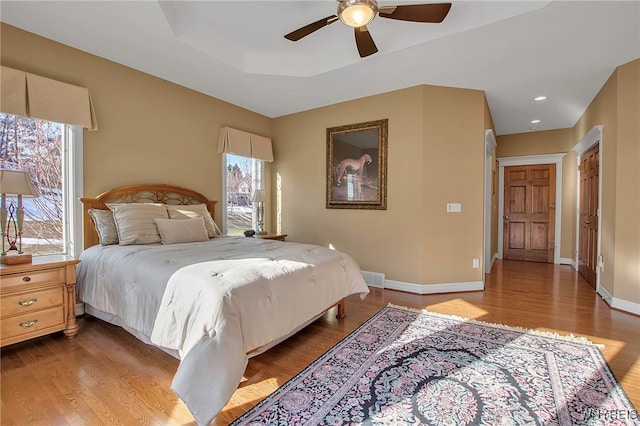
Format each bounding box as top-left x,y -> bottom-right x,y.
364,270 -> 639,315
598,286 -> 640,315
384,279 -> 484,294
362,270 -> 484,294
559,257 -> 576,269
597,285 -> 614,306
76,302 -> 84,316
611,297 -> 640,316
489,253 -> 499,273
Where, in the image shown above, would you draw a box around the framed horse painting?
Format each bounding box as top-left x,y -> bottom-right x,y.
326,119 -> 388,209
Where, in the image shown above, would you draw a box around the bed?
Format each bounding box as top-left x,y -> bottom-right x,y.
76,184 -> 370,425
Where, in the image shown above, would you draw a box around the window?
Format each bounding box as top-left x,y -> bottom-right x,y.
222,153 -> 264,235
0,113 -> 83,257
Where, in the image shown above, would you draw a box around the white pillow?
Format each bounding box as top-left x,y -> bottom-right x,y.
107,203 -> 168,245
155,217 -> 209,245
166,204 -> 222,238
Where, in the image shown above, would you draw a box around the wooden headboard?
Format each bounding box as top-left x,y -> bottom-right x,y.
80,184 -> 217,250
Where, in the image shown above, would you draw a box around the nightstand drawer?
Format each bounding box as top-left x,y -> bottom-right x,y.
1,267 -> 65,291
1,306 -> 65,342
1,287 -> 64,318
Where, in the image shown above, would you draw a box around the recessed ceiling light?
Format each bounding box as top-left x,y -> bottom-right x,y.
531,119 -> 541,124
534,96 -> 547,101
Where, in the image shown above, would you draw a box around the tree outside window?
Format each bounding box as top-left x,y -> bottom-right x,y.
224,154 -> 265,236
0,113 -> 64,255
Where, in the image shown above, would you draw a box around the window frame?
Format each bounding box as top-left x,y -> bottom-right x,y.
65,126 -> 84,257
0,114 -> 83,258
221,153 -> 265,235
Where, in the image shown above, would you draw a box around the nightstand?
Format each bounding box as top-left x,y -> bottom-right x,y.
0,254 -> 80,347
256,233 -> 288,242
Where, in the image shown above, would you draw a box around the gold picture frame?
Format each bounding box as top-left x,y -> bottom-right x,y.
326,119 -> 388,210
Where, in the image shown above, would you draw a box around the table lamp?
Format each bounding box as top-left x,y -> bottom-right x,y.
252,189 -> 267,235
1,170 -> 37,264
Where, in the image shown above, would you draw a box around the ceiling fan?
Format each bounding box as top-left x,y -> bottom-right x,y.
284,0 -> 452,58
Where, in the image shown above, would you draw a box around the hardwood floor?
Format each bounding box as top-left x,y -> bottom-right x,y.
1,260 -> 638,425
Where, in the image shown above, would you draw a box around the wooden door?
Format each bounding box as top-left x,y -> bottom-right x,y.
578,144 -> 599,288
503,164 -> 556,263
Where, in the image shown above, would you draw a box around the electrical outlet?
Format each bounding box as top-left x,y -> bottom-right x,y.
472,258 -> 480,268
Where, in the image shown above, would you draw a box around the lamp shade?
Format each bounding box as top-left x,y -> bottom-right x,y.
252,189 -> 267,203
0,170 -> 37,196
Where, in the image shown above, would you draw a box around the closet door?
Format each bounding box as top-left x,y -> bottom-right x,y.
578,144 -> 599,288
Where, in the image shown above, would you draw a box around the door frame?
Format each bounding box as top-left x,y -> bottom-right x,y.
497,153 -> 565,264
484,130 -> 497,275
572,125 -> 603,291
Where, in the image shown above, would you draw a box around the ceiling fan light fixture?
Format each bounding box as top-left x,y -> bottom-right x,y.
338,0 -> 378,28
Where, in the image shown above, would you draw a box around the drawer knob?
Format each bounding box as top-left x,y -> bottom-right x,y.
18,298 -> 38,307
19,319 -> 38,329
22,276 -> 31,282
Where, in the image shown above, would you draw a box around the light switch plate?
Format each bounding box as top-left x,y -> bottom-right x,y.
447,203 -> 462,213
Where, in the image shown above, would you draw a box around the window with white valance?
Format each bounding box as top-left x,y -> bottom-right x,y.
217,126 -> 273,162
0,66 -> 98,131
0,65 -> 90,257
218,127 -> 273,235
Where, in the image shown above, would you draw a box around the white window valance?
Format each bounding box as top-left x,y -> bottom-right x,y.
217,126 -> 273,162
0,66 -> 98,131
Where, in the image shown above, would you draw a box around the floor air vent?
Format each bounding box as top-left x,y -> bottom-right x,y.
361,271 -> 385,288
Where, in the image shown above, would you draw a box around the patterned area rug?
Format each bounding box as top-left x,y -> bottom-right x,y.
231,305 -> 639,425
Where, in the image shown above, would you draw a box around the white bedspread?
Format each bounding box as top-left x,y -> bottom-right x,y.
77,236 -> 369,425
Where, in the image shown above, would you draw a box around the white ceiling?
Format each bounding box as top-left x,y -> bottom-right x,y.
1,1 -> 638,135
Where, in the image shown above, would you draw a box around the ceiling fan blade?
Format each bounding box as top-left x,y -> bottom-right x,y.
284,15 -> 339,41
354,26 -> 378,58
378,3 -> 452,23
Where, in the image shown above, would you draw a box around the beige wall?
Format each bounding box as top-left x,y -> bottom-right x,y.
4,24 -> 636,304
614,60 -> 640,304
273,85 -> 487,286
422,85 -> 486,284
1,23 -> 272,223
4,23 -> 487,288
496,129 -> 576,260
574,59 -> 639,305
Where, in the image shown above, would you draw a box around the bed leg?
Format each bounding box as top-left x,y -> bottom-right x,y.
336,298 -> 346,319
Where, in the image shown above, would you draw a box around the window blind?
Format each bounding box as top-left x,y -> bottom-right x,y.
217,126 -> 274,162
0,66 -> 98,130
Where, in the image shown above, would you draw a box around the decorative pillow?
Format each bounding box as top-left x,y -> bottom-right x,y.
88,208 -> 119,245
106,203 -> 168,245
166,204 -> 222,238
155,217 -> 209,245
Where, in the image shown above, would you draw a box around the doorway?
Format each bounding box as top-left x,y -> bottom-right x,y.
497,154 -> 565,264
503,164 -> 556,262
